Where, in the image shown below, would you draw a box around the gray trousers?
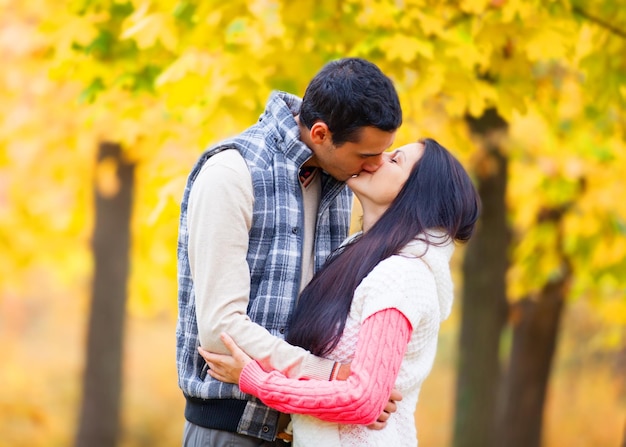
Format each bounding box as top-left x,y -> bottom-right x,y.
182,421 -> 287,447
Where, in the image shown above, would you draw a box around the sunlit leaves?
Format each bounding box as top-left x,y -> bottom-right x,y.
3,0 -> 625,321
120,8 -> 178,51
381,34 -> 434,62
459,0 -> 491,15
508,88 -> 626,303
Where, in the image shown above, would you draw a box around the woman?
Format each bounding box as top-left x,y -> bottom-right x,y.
200,138 -> 480,446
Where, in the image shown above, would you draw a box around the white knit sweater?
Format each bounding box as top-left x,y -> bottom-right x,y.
292,233 -> 455,447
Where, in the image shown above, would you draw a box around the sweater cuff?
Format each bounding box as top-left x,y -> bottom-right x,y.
239,361 -> 268,396
299,355 -> 335,381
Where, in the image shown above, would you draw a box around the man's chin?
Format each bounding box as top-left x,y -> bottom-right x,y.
346,175 -> 361,187
330,172 -> 352,182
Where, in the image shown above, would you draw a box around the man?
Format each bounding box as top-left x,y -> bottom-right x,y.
176,57 -> 402,446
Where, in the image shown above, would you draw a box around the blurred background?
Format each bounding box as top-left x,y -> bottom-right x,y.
1,0 -> 625,446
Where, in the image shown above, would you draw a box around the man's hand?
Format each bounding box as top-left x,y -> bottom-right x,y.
333,364 -> 403,430
367,388 -> 403,430
336,363 -> 351,381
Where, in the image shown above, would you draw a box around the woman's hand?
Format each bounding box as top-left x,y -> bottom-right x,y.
197,333 -> 252,384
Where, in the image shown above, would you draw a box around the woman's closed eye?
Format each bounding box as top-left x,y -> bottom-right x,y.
386,149 -> 405,165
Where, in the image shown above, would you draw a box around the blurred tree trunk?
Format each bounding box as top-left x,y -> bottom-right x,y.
453,109 -> 509,447
496,207 -> 573,447
496,282 -> 566,447
75,142 -> 135,447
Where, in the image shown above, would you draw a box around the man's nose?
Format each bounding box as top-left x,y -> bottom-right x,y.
361,154 -> 386,173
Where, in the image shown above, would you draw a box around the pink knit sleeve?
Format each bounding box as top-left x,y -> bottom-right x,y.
238,308 -> 412,424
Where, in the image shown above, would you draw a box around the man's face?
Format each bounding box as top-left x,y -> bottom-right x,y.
315,127 -> 396,181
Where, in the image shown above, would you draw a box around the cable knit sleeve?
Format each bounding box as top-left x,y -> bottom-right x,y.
238,308 -> 412,424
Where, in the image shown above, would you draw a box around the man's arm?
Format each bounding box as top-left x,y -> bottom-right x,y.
188,150 -> 334,380
203,308 -> 411,425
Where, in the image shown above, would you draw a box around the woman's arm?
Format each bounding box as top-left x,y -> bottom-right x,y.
200,307 -> 411,425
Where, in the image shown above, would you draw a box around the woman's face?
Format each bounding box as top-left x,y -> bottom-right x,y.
347,142 -> 424,208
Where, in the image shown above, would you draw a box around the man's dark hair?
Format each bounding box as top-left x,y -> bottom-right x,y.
299,58 -> 402,146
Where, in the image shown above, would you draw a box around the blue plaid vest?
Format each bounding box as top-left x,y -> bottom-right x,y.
176,92 -> 352,441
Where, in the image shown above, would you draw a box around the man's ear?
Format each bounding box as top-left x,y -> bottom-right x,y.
309,122 -> 332,145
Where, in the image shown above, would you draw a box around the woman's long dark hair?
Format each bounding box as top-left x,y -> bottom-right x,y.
286,138 -> 481,356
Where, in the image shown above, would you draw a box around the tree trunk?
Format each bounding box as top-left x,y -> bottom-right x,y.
453,109 -> 509,447
496,207 -> 572,447
75,142 -> 135,447
497,283 -> 567,447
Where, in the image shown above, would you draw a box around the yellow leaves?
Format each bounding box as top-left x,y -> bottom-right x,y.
156,50 -> 215,86
1,4 -> 99,297
380,34 -> 434,62
509,165 -> 542,229
573,24 -> 594,65
498,0 -> 535,22
155,52 -> 240,114
403,9 -> 446,37
496,89 -> 529,122
121,9 -> 178,51
590,234 -> 626,270
222,16 -> 285,53
246,0 -> 285,39
506,97 -> 626,300
444,73 -> 498,117
459,0 -> 491,15
354,0 -> 398,29
598,297 -> 626,327
32,2 -> 101,64
525,27 -> 568,61
508,222 -> 564,299
443,36 -> 486,72
147,177 -> 185,224
2,0 -> 625,328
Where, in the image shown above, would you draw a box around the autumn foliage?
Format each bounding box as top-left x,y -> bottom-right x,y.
1,1 -> 625,446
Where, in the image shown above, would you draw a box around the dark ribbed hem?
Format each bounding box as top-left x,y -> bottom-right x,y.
184,396 -> 247,432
